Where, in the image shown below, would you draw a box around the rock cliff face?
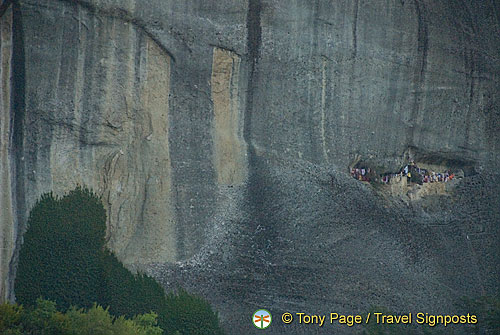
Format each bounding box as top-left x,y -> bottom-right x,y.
0,1 -> 13,303
1,0 -> 499,333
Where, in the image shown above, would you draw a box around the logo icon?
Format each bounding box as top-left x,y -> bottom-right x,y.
253,309 -> 272,329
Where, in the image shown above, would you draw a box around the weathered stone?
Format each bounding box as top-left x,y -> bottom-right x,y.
211,47 -> 247,186
0,5 -> 13,303
0,0 -> 498,334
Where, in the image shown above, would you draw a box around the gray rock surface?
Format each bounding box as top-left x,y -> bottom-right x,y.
0,0 -> 498,333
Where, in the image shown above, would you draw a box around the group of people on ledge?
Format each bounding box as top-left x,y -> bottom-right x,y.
350,161 -> 455,185
350,167 -> 375,182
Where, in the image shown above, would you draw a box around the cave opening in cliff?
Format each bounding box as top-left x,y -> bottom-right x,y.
350,162 -> 460,185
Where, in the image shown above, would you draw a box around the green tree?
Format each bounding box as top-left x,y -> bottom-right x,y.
15,187 -> 226,334
100,250 -> 166,319
20,298 -> 71,335
16,188 -> 106,310
0,299 -> 163,335
0,302 -> 23,334
160,289 -> 225,335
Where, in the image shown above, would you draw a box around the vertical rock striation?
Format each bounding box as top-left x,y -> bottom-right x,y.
0,1 -> 498,334
2,0 -> 180,294
0,4 -> 13,302
211,47 -> 247,185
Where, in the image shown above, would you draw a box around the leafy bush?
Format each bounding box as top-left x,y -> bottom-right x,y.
0,298 -> 162,335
